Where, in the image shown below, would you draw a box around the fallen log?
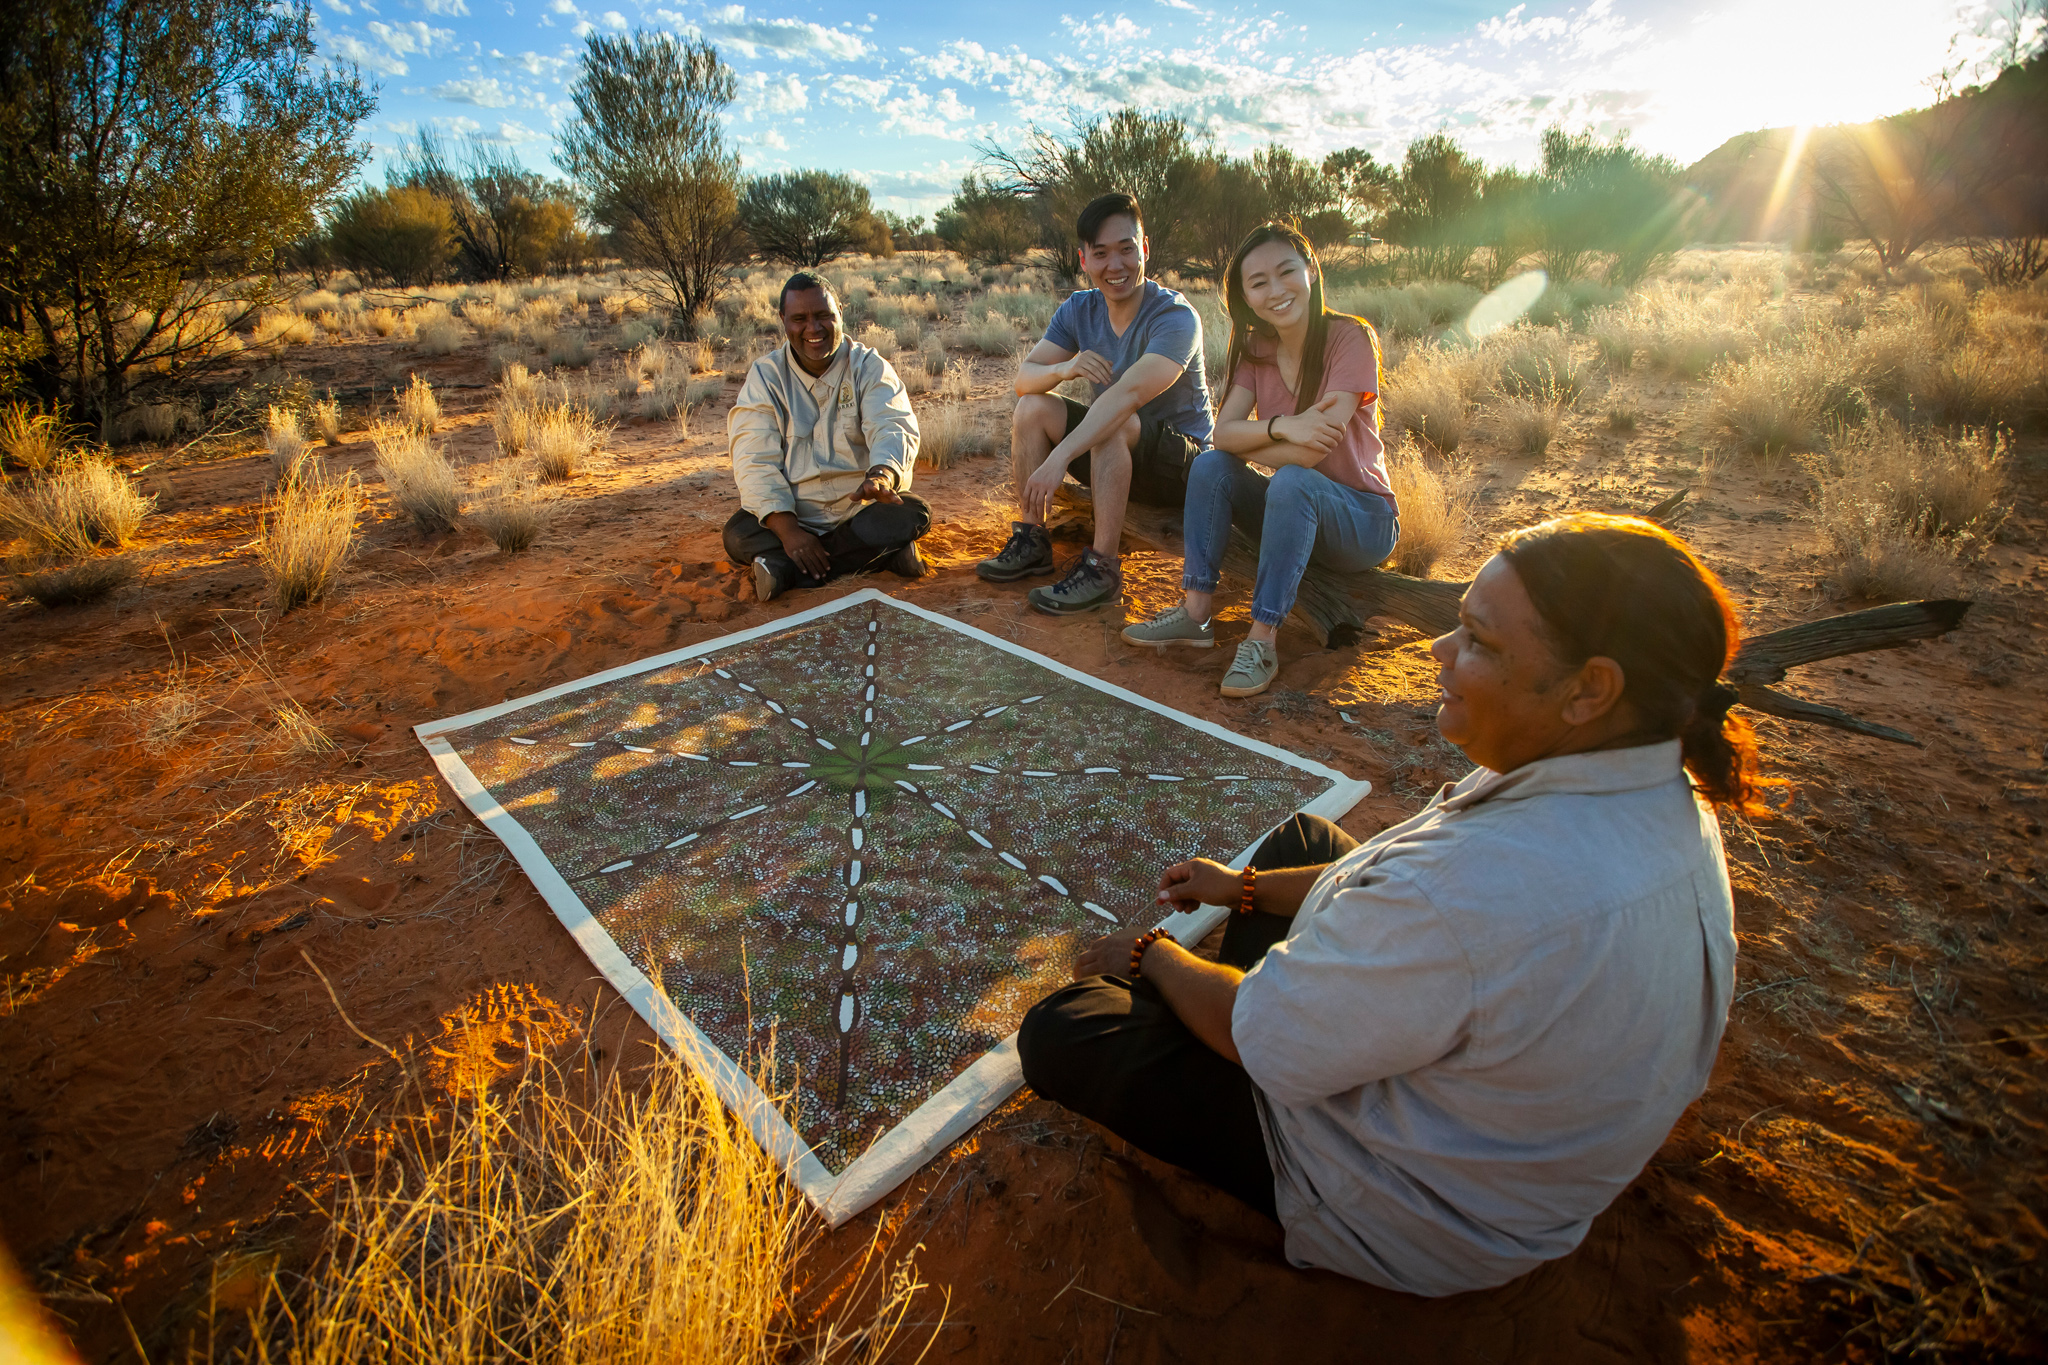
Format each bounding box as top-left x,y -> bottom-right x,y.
1049,482 -> 1971,746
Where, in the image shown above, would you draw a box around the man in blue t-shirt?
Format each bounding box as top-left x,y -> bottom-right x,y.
976,192 -> 1214,615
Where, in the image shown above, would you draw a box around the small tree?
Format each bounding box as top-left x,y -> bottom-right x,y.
396,131 -> 585,282
1252,145 -> 1350,247
0,0 -> 373,434
1530,127 -> 1688,284
328,186 -> 454,287
740,170 -> 879,267
556,32 -> 741,331
1322,148 -> 1399,236
934,174 -> 1036,265
1382,134 -> 1486,281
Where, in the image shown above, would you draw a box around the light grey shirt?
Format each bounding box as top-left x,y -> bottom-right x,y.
1232,740 -> 1736,1297
728,339 -> 919,535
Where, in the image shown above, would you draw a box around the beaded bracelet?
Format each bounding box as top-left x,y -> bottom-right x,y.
1239,865 -> 1256,915
1129,927 -> 1176,979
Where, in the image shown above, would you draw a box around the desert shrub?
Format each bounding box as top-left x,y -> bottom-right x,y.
1700,334 -> 1865,457
938,363 -> 971,403
371,422 -> 461,533
961,311 -> 1019,357
918,405 -> 997,469
634,340 -> 672,382
395,373 -> 440,434
365,307 -> 403,337
1497,395 -> 1560,457
252,307 -> 316,347
919,336 -> 947,378
1384,442 -> 1469,577
16,555 -> 135,607
1606,403 -> 1639,432
1818,495 -> 1961,600
636,375 -> 689,422
417,316 -> 469,355
1908,344 -> 2034,427
684,375 -> 723,410
1821,415 -> 2008,540
135,402 -> 183,443
1,405 -> 68,472
893,320 -> 924,352
687,338 -> 716,373
1617,285 -> 1755,379
986,288 -> 1056,331
1384,346 -> 1477,454
549,331 -> 596,368
469,460 -> 553,552
296,289 -> 342,315
260,468 -> 361,610
311,396 -> 342,446
1491,330 -> 1583,406
0,455 -> 154,555
1588,308 -> 1635,370
1183,288 -> 1229,385
265,405 -> 308,480
531,403 -> 604,481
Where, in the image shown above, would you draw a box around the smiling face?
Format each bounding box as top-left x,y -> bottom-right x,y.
1429,554 -> 1586,773
781,285 -> 842,375
1238,239 -> 1313,332
1077,213 -> 1147,302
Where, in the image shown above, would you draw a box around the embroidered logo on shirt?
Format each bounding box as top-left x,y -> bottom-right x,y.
839,383 -> 852,404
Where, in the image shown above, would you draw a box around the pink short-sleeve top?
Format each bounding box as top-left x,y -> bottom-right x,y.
1229,316 -> 1392,500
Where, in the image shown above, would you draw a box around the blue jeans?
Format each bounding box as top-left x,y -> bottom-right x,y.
1181,450 -> 1400,628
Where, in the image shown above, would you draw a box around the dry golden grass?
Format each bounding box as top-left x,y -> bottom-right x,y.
920,336 -> 947,378
938,362 -> 972,404
261,468 -> 361,610
1817,496 -> 1962,601
548,331 -> 596,369
0,455 -> 154,555
1698,333 -> 1864,458
365,307 -> 403,338
1384,441 -> 1470,577
1497,395 -> 1561,457
469,460 -> 554,553
1812,415 -> 2007,601
312,396 -> 342,446
532,404 -> 605,482
395,374 -> 440,435
1,404 -> 67,472
208,1039 -> 934,1365
252,308 -> 317,348
370,422 -> 462,534
15,555 -> 135,608
1490,329 -> 1584,406
269,698 -> 334,755
1385,346 -> 1478,455
961,312 -> 1019,358
918,405 -> 998,470
266,406 -> 308,481
135,402 -> 183,444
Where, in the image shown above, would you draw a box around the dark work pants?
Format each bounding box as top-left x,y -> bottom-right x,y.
1017,813 -> 1362,1221
722,495 -> 932,590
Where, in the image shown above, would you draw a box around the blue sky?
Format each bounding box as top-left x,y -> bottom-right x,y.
314,0 -> 2035,215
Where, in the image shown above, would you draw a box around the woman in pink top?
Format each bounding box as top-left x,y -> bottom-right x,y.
1122,223 -> 1400,697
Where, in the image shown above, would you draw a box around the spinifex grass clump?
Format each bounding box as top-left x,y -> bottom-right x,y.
531,403 -> 605,482
0,454 -> 154,556
371,421 -> 462,533
395,373 -> 440,434
17,556 -> 136,608
917,405 -> 997,470
1,405 -> 68,472
1812,415 -> 2008,602
265,405 -> 307,481
210,1039 -> 934,1364
260,466 -> 361,610
469,460 -> 554,553
1384,441 -> 1470,577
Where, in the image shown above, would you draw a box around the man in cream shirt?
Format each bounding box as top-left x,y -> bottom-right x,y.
725,271 -> 928,602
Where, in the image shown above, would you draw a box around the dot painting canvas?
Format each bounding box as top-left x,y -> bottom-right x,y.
417,588 -> 1370,1225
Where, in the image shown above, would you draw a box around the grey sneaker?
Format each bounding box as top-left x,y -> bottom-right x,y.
1219,639 -> 1278,697
976,521 -> 1054,582
887,541 -> 927,579
1026,548 -> 1122,616
1121,604 -> 1215,649
752,555 -> 786,602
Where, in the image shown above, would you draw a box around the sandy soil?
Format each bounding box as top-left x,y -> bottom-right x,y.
3,309 -> 2045,1362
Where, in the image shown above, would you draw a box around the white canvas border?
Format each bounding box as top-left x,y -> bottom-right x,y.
417,587 -> 1370,1226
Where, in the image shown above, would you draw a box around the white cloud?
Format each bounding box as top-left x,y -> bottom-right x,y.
736,71 -> 811,118
501,49 -> 573,77
327,33 -> 408,75
1060,13 -> 1151,46
492,119 -> 546,142
323,0 -> 353,14
822,73 -> 891,108
434,75 -> 515,105
550,0 -> 576,11
601,9 -> 627,28
699,6 -> 871,62
417,0 -> 470,14
368,19 -> 455,56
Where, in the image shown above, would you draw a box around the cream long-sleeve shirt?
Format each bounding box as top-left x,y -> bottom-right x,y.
1232,740 -> 1736,1297
728,339 -> 919,535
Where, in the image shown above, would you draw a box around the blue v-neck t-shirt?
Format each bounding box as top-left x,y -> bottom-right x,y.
1043,278 -> 1214,447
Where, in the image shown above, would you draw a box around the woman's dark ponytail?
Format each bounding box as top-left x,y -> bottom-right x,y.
1500,515 -> 1777,814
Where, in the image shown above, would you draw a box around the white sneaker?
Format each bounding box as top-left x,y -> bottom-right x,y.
1219,640 -> 1278,697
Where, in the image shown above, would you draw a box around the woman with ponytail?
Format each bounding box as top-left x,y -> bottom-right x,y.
1121,221 -> 1398,697
1021,513 -> 1762,1295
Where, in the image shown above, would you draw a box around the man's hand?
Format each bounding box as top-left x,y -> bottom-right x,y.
763,511 -> 830,579
1021,454 -> 1068,523
1276,392 -> 1349,455
853,470 -> 903,504
1061,350 -> 1115,388
1156,858 -> 1241,916
1073,926 -> 1149,980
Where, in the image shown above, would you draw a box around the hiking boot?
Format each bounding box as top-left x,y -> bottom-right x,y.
887,541 -> 928,579
1121,603 -> 1215,649
753,555 -> 788,603
1219,639 -> 1279,698
976,521 -> 1054,582
1026,548 -> 1122,616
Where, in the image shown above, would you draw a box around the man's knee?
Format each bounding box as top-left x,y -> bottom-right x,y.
852,494 -> 930,547
1096,414 -> 1141,459
1017,983 -> 1103,1101
722,509 -> 765,562
1014,392 -> 1064,433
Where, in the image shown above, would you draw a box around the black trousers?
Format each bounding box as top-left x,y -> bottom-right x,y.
722,495 -> 932,590
1017,813 -> 1362,1221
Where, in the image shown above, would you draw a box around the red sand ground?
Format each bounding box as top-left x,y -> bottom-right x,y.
3,322 -> 2045,1361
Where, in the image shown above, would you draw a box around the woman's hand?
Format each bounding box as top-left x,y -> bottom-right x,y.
1073,926 -> 1148,979
1276,393 -> 1349,454
1155,857 -> 1240,915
